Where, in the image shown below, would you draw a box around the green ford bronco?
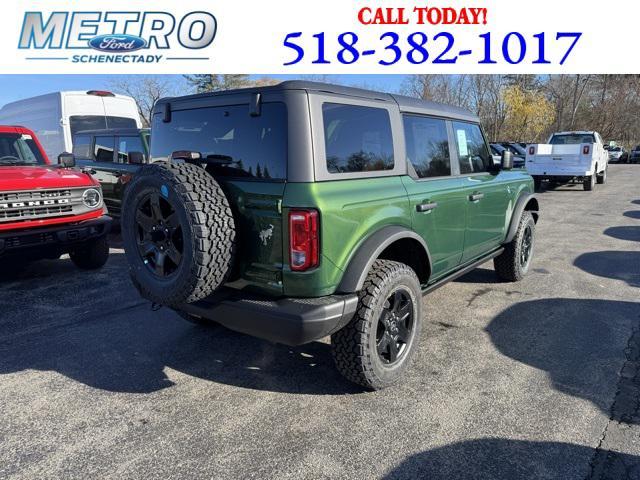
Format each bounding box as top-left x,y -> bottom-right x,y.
121,81 -> 539,390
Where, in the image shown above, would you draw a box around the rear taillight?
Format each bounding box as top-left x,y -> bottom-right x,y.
528,146 -> 535,155
583,145 -> 590,155
289,209 -> 319,271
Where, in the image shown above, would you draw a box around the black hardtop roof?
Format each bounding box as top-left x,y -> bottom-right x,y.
73,128 -> 150,136
155,81 -> 478,122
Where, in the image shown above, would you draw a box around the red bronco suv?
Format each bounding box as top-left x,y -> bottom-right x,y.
0,126 -> 111,269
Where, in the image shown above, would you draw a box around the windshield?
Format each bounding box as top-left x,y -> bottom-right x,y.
508,143 -> 527,155
550,134 -> 596,145
69,115 -> 137,136
0,133 -> 47,166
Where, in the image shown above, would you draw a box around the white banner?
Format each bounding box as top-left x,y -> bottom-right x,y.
3,0 -> 638,73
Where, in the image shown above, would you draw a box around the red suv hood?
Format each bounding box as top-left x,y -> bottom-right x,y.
0,166 -> 96,191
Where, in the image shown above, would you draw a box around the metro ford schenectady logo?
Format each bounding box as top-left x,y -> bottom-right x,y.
18,11 -> 216,64
88,34 -> 146,53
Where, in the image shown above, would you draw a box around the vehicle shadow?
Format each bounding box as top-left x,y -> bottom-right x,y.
383,438 -> 639,480
485,298 -> 640,424
0,309 -> 362,395
574,251 -> 640,287
604,226 -> 640,242
454,267 -> 502,284
537,183 -> 587,193
623,210 -> 640,220
0,252 -> 363,395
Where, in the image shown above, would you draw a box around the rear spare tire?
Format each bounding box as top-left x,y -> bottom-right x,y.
121,161 -> 236,306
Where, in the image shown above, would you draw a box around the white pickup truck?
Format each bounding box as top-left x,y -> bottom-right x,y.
526,131 -> 609,191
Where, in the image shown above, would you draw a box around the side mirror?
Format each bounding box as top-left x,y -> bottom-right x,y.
58,152 -> 75,168
501,150 -> 513,170
128,151 -> 145,165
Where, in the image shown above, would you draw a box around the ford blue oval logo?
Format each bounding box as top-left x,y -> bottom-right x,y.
89,34 -> 146,52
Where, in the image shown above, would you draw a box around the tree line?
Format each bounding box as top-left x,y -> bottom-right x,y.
113,74 -> 640,148
402,75 -> 640,146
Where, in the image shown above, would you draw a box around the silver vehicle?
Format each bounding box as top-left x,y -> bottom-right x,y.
607,146 -> 625,163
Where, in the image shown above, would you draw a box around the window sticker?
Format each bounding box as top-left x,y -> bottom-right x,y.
456,129 -> 468,157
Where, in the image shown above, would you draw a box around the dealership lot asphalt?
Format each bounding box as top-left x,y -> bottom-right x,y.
1,165 -> 639,479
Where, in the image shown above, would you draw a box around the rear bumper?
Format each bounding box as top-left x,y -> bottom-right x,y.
0,216 -> 112,256
527,166 -> 591,177
177,288 -> 359,346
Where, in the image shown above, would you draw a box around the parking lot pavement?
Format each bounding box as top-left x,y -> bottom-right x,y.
0,165 -> 639,479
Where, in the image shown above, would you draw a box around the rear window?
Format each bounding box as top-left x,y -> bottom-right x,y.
322,103 -> 394,174
70,116 -> 137,136
550,134 -> 596,145
0,133 -> 47,165
151,103 -> 287,181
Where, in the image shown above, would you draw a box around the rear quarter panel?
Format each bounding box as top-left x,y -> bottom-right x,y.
282,177 -> 412,297
501,171 -> 536,238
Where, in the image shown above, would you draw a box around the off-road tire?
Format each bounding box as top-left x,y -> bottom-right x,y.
533,177 -> 542,191
583,174 -> 595,191
69,236 -> 109,270
331,260 -> 422,390
597,167 -> 607,184
494,211 -> 535,282
122,161 -> 236,306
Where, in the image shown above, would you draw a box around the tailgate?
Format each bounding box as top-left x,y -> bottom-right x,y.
217,179 -> 285,296
527,144 -> 590,167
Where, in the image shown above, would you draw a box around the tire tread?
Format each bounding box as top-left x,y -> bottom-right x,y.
123,161 -> 235,305
331,260 -> 420,390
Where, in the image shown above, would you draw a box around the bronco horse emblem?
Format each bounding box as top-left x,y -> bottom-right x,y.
259,224 -> 274,246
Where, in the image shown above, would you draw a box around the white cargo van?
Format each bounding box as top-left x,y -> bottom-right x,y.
0,91 -> 142,161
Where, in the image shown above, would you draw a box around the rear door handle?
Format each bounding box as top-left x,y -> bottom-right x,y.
416,202 -> 438,213
469,192 -> 484,202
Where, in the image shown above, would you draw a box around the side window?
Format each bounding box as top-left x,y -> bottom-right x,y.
452,122 -> 491,174
117,136 -> 145,163
322,103 -> 394,173
403,115 -> 451,178
94,136 -> 115,163
72,135 -> 92,159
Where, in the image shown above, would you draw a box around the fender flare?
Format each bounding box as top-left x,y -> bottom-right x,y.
337,225 -> 432,293
504,193 -> 539,244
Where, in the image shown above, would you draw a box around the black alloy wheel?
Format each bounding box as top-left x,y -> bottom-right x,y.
376,288 -> 414,365
134,192 -> 184,277
520,224 -> 533,269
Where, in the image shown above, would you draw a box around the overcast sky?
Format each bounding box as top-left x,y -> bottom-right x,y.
0,74 -> 407,107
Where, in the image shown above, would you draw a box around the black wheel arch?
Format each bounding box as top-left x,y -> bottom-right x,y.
336,226 -> 432,293
504,193 -> 539,244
